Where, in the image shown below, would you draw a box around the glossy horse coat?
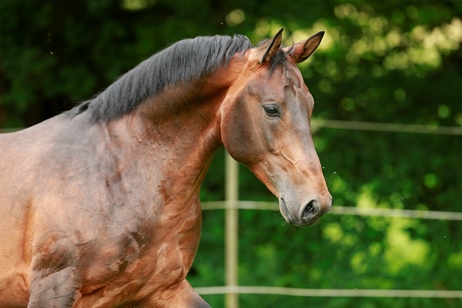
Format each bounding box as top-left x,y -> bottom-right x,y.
0,30 -> 331,307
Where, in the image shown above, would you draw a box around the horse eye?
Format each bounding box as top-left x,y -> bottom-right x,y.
263,106 -> 280,117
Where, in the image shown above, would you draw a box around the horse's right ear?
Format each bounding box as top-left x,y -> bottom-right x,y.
288,31 -> 324,63
249,29 -> 284,64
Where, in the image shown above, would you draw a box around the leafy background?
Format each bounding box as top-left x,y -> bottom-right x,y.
1,0 -> 461,307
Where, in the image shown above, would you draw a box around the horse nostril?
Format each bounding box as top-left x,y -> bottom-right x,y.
301,200 -> 317,220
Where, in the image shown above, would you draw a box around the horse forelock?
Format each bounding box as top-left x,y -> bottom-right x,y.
269,49 -> 289,73
84,34 -> 254,122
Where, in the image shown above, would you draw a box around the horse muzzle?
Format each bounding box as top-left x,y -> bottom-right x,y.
279,194 -> 332,227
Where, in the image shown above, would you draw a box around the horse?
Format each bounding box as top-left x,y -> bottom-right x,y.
0,29 -> 332,307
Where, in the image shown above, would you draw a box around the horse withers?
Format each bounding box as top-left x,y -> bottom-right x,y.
0,29 -> 331,307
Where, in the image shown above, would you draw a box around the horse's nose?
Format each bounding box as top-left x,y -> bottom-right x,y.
300,194 -> 332,225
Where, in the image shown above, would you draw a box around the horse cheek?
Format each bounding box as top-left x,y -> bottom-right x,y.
222,104 -> 257,165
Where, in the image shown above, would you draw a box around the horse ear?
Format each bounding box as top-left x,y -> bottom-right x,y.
289,31 -> 324,63
249,28 -> 284,64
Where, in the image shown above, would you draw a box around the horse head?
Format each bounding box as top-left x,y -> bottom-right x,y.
220,29 -> 332,226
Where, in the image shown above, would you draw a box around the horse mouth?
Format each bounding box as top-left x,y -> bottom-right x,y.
279,198 -> 296,225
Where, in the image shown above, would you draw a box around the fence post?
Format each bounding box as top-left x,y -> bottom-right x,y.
225,153 -> 239,308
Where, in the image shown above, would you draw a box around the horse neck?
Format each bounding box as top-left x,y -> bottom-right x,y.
109,67 -> 240,199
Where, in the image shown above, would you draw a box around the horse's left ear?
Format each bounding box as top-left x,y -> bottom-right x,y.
249,28 -> 284,64
288,31 -> 325,63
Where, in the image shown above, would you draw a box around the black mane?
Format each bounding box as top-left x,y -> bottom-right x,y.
81,34 -> 254,121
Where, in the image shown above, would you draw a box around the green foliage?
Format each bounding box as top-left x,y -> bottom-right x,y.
1,0 -> 462,306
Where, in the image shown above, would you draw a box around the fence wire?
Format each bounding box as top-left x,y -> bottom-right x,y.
201,201 -> 462,221
3,119 -> 462,135
194,286 -> 462,298
311,119 -> 462,135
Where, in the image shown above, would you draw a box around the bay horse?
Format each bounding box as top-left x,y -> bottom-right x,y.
0,29 -> 331,307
